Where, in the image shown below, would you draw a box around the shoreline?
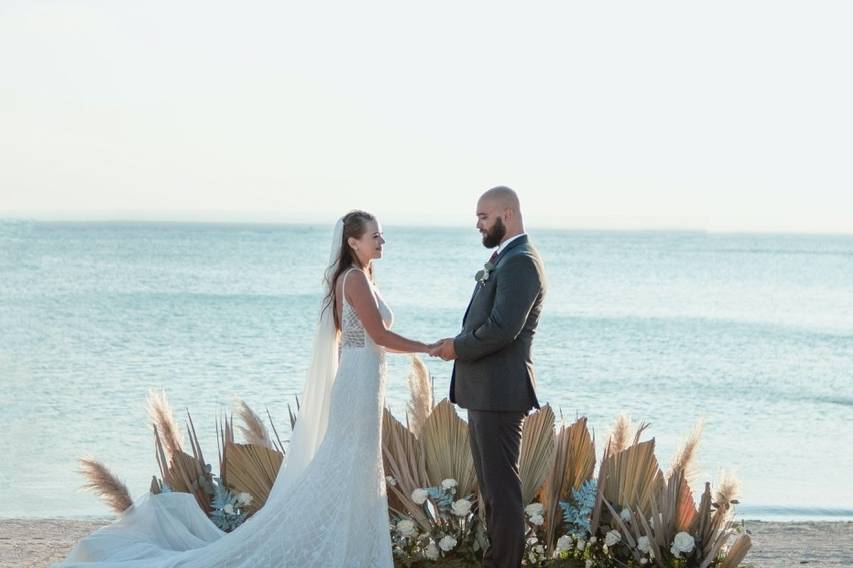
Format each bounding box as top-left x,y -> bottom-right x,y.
1,518 -> 850,568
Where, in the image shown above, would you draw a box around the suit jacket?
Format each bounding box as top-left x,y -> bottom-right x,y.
450,234 -> 545,412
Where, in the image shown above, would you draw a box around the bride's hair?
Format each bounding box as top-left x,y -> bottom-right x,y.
322,210 -> 376,330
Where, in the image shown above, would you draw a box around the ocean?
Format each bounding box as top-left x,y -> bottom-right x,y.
1,220 -> 852,521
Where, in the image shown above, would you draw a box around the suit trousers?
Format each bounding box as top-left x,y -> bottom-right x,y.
467,409 -> 527,568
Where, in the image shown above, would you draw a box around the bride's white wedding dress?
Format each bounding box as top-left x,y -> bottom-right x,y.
56,267 -> 395,567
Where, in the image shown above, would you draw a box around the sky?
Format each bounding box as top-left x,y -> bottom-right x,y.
1,1 -> 851,233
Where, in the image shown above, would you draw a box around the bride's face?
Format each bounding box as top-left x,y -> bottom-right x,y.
349,220 -> 385,266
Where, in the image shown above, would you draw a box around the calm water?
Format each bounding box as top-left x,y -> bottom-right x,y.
1,220 -> 852,521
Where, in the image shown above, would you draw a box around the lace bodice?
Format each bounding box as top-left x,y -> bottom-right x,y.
340,268 -> 394,351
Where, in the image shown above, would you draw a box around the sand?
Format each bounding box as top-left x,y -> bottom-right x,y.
1,517 -> 851,567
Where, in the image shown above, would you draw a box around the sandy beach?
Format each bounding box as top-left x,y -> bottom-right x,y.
1,517 -> 850,568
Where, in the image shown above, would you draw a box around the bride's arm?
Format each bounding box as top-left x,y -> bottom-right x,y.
345,271 -> 430,354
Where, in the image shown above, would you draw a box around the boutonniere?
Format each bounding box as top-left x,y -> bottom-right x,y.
474,261 -> 496,285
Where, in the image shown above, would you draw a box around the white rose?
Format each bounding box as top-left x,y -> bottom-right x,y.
441,478 -> 458,491
576,540 -> 586,551
396,519 -> 417,538
637,536 -> 651,553
438,535 -> 457,552
640,558 -> 648,565
529,514 -> 544,526
620,507 -> 632,523
424,542 -> 440,560
385,475 -> 397,487
223,504 -> 234,514
534,545 -> 544,555
528,552 -> 537,563
589,536 -> 597,544
451,498 -> 472,517
411,488 -> 429,505
524,502 -> 545,517
605,529 -> 621,547
556,535 -> 573,551
236,492 -> 253,506
585,560 -> 593,568
671,531 -> 695,555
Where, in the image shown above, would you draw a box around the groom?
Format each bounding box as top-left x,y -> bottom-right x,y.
431,186 -> 546,568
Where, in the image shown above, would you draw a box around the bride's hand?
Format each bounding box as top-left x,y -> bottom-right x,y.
427,338 -> 453,358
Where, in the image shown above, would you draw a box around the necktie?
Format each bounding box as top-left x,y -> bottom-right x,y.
488,250 -> 499,264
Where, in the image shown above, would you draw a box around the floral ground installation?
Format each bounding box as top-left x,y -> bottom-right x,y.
78,357 -> 751,567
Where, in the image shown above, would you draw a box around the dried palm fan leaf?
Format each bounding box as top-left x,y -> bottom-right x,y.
216,412 -> 235,487
78,458 -> 133,514
669,418 -> 703,483
542,416 -> 596,550
381,408 -> 431,530
287,395 -> 301,430
590,440 -> 610,535
674,473 -> 698,532
150,415 -> 211,512
608,413 -> 633,455
602,437 -> 664,521
564,416 -> 596,491
519,404 -> 555,505
406,355 -> 433,438
171,450 -> 213,512
420,399 -> 477,499
223,442 -> 283,516
233,398 -> 274,449
147,389 -> 184,461
655,467 -> 696,545
266,407 -> 286,455
718,533 -> 751,568
693,481 -> 714,558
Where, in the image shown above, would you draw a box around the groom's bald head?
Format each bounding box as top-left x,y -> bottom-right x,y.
479,186 -> 521,214
476,186 -> 525,248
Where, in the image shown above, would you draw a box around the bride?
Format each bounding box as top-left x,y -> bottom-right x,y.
56,210 -> 433,567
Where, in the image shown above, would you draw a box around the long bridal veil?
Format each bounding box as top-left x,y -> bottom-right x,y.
269,217 -> 343,496
57,219 -> 347,566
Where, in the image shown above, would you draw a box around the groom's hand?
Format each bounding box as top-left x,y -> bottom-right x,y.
434,338 -> 457,361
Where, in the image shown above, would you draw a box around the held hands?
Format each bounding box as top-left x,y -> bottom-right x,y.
427,338 -> 457,361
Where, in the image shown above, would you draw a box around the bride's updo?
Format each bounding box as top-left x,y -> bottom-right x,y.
323,210 -> 376,330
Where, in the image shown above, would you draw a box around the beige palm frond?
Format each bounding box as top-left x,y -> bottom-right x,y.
519,405 -> 556,505
669,418 -> 704,483
382,408 -> 431,530
406,355 -> 433,438
78,458 -> 133,514
420,399 -> 477,499
564,416 -> 597,492
609,413 -> 633,454
216,412 -> 235,487
234,398 -> 274,449
656,467 -> 697,543
223,442 -> 284,516
147,389 -> 184,461
541,416 -> 596,551
603,437 -> 664,521
719,533 -> 752,568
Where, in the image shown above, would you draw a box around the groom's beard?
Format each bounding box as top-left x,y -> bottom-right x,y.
482,217 -> 507,249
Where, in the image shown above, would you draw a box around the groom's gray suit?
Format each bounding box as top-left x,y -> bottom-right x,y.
450,234 -> 545,568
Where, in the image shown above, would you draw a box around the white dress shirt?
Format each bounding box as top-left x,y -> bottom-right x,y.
496,232 -> 527,256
